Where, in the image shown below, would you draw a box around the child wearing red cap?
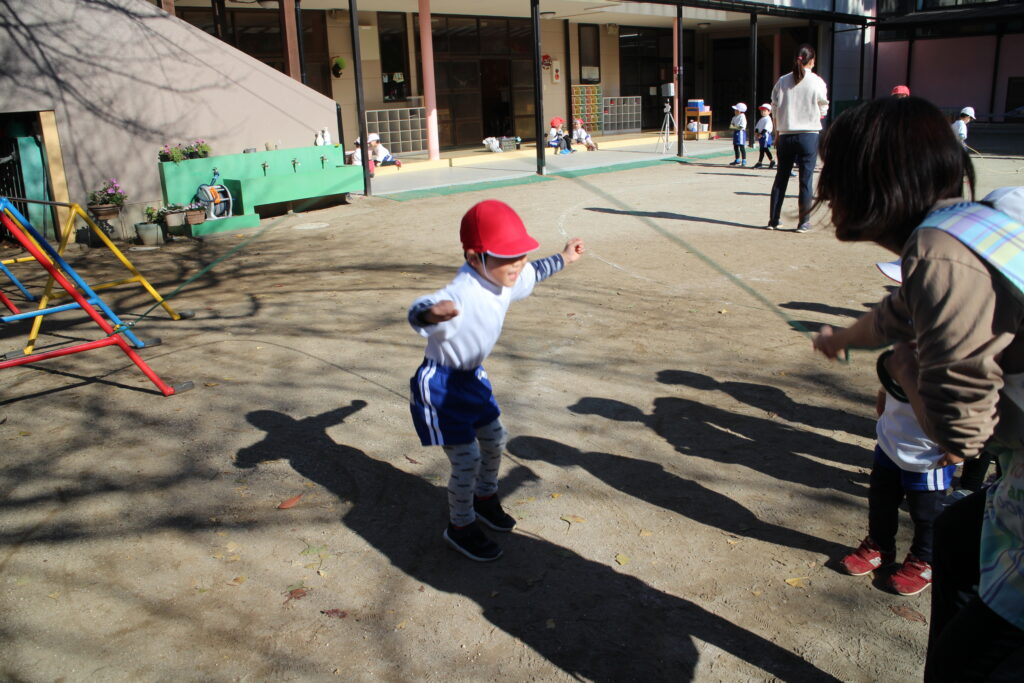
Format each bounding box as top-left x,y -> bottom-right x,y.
408,200 -> 584,561
547,117 -> 572,154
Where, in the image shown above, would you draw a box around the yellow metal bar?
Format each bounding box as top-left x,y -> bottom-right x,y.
21,204 -> 183,354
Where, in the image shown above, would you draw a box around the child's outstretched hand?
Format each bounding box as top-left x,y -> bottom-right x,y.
562,238 -> 585,264
423,300 -> 459,324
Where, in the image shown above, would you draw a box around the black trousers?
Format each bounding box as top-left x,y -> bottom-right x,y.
867,453 -> 944,563
925,491 -> 1024,681
768,132 -> 818,227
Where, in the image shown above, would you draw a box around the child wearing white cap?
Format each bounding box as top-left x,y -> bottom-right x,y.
953,106 -> 975,146
752,103 -> 775,169
407,200 -> 585,561
728,103 -> 748,166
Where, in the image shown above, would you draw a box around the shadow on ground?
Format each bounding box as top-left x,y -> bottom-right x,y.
236,400 -> 840,682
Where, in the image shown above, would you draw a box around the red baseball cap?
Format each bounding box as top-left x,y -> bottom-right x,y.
550,117 -> 565,127
891,85 -> 910,96
460,200 -> 539,258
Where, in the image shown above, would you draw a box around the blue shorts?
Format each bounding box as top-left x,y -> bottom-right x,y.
874,445 -> 956,491
732,130 -> 747,146
409,359 -> 500,446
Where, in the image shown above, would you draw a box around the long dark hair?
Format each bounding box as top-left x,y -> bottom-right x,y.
815,96 -> 974,251
792,44 -> 815,84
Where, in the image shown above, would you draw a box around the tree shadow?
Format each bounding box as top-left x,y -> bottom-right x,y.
508,435 -> 845,558
236,402 -> 840,682
569,395 -> 867,493
585,206 -> 763,231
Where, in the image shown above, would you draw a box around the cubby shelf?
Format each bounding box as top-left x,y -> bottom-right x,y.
365,106 -> 427,154
571,84 -> 603,134
603,96 -> 641,134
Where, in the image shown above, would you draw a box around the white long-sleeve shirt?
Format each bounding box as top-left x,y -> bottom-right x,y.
729,114 -> 746,131
408,255 -> 564,369
755,115 -> 773,135
771,71 -> 829,134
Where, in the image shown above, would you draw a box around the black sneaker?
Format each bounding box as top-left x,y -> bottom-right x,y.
474,495 -> 516,532
443,521 -> 502,561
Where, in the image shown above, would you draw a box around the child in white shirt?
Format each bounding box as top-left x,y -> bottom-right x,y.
728,103 -> 748,166
571,118 -> 598,151
752,103 -> 775,169
547,117 -> 572,154
408,200 -> 584,561
367,133 -> 402,169
952,106 -> 974,146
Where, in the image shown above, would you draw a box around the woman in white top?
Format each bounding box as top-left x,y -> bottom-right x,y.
766,44 -> 829,233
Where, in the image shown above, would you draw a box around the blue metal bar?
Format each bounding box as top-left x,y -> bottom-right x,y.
0,259 -> 35,301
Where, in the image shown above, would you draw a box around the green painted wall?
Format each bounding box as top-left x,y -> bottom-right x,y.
159,145 -> 362,213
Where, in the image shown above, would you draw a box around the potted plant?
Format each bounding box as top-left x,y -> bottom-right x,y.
161,203 -> 186,228
194,139 -> 211,158
135,206 -> 163,245
185,202 -> 206,226
86,178 -> 127,220
158,144 -> 186,163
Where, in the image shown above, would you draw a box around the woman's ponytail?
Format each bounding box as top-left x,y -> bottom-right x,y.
792,44 -> 816,84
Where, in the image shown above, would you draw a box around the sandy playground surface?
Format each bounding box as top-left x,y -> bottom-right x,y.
2,150 -> 1022,682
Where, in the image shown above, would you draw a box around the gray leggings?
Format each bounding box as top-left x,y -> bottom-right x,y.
442,418 -> 508,526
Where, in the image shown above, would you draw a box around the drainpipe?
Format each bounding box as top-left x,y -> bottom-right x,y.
348,0 -> 371,195
676,2 -> 684,158
905,37 -> 914,92
418,0 -> 440,160
211,0 -> 226,40
295,0 -> 307,85
532,0 -> 545,176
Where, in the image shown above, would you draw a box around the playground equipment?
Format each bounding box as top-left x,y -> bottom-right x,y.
1,197 -> 193,354
0,197 -> 192,397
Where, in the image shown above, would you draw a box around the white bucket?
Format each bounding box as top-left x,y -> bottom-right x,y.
700,123 -> 709,132
135,222 -> 163,246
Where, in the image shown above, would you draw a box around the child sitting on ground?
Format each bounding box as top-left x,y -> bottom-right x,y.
348,136 -> 375,177
839,266 -> 958,595
547,117 -> 572,154
752,103 -> 775,169
571,118 -> 598,151
367,132 -> 402,169
407,200 -> 584,561
728,103 -> 748,166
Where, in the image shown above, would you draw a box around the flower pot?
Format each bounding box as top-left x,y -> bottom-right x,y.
164,211 -> 186,227
88,203 -> 121,220
134,222 -> 163,246
185,209 -> 206,226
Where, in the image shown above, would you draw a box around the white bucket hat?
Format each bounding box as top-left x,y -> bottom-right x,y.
960,106 -> 976,119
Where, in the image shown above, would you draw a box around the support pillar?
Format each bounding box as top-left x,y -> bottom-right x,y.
989,32 -> 1003,122
280,0 -> 301,82
859,25 -> 866,100
418,0 -> 441,160
773,33 -> 781,82
676,3 -> 685,158
750,13 -> 758,129
564,20 -> 574,123
871,23 -> 879,98
531,0 -> 545,176
348,1 -> 371,195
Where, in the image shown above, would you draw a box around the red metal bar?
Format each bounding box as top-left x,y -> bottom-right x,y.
0,336 -> 118,368
0,290 -> 20,314
0,212 -> 178,396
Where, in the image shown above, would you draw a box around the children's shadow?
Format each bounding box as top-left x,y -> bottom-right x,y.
235,401 -> 839,682
508,435 -> 845,558
570,395 -> 867,495
658,369 -> 875,448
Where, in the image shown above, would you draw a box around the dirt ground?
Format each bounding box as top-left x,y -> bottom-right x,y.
2,149 -> 1022,682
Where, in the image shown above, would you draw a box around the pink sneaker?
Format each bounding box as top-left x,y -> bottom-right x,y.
840,537 -> 896,576
889,554 -> 933,596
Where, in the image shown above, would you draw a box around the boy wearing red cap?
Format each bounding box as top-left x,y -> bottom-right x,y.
408,200 -> 585,561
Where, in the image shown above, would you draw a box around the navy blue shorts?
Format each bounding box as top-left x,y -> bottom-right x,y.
732,130 -> 747,146
409,359 -> 501,446
874,445 -> 956,492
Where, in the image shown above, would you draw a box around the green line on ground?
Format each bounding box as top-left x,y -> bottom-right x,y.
381,174 -> 553,202
548,157 -> 678,178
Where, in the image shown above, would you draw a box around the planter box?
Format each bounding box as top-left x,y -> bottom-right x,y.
185,209 -> 206,226
164,211 -> 186,227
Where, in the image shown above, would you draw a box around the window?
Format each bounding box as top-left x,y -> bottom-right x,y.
578,24 -> 601,83
378,12 -> 410,101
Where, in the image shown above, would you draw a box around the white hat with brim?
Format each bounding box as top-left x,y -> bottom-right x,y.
876,259 -> 902,284
732,103 -> 747,113
961,106 -> 976,119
